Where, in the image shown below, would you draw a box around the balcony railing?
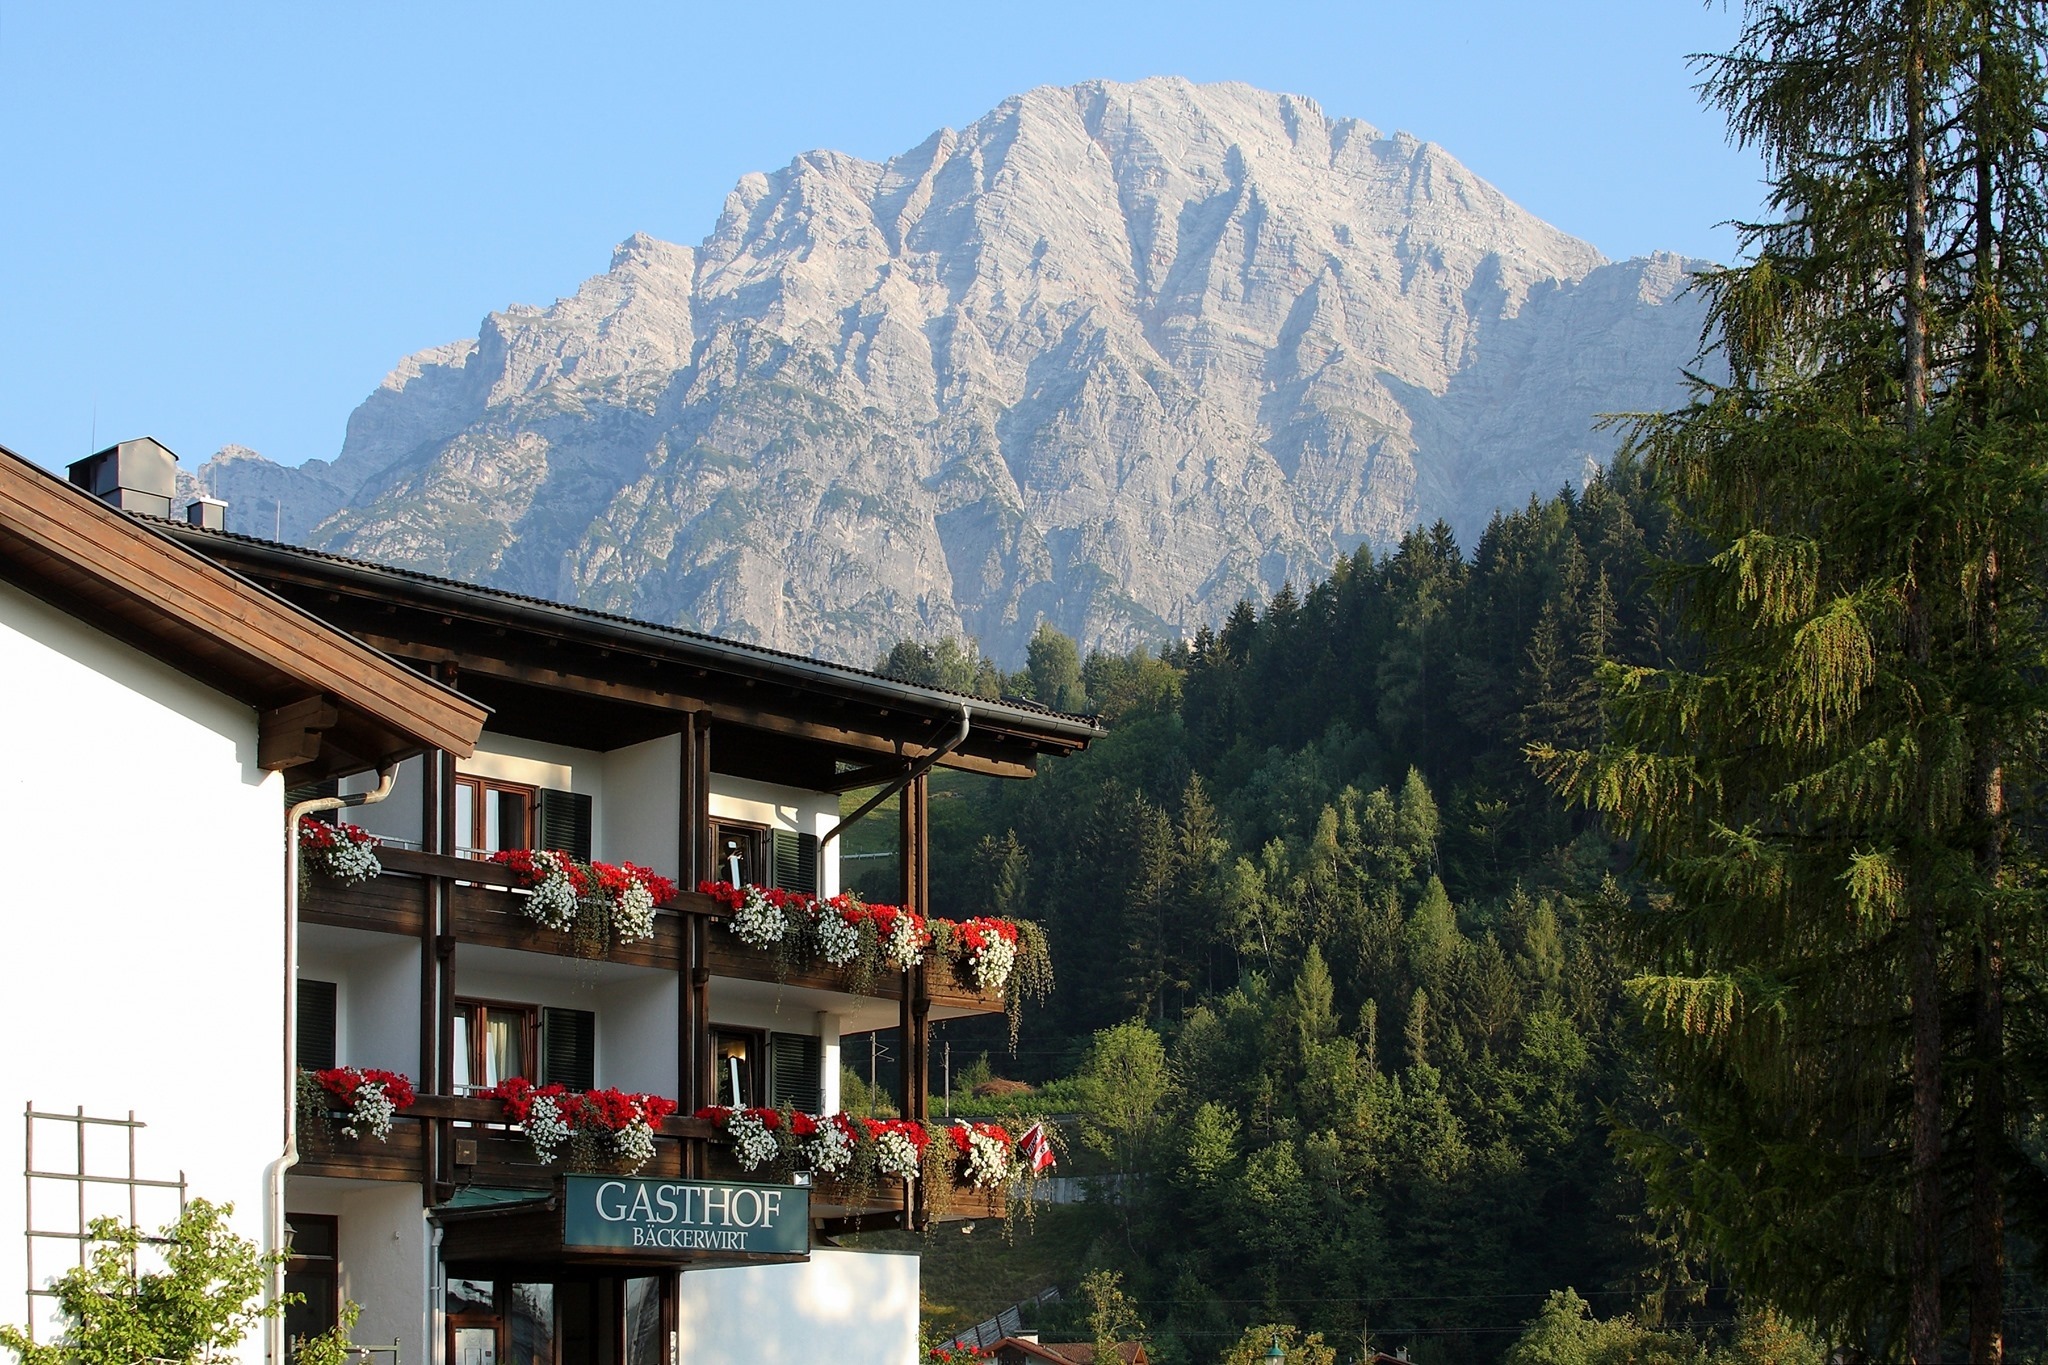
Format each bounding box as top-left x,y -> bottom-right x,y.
294,1095 -> 971,1230
301,848 -> 1010,1012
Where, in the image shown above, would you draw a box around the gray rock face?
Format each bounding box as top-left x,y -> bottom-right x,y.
195,78 -> 1711,664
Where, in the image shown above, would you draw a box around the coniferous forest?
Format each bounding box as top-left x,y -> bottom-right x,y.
874,460 -> 1703,1360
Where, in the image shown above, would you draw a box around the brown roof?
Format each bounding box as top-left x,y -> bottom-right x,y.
989,1340 -> 1149,1365
156,518 -> 1098,779
0,445 -> 486,777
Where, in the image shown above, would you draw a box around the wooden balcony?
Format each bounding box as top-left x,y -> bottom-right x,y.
293,1095 -> 937,1230
302,849 -> 1007,1013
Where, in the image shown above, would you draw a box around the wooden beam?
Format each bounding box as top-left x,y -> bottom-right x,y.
259,694 -> 338,770
339,636 -> 1043,778
826,757 -> 913,793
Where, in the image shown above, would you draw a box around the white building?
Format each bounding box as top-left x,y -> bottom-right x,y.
0,439 -> 486,1362
4,438 -> 1094,1365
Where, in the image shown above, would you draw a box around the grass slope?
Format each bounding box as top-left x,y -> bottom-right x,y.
842,1202 -> 1114,1337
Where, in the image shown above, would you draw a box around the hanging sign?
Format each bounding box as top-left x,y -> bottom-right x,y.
562,1175 -> 810,1256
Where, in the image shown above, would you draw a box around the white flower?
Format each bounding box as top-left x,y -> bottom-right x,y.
613,879 -> 656,944
346,1080 -> 398,1143
304,824 -> 382,887
731,886 -> 790,951
874,1130 -> 922,1181
611,1118 -> 657,1172
969,934 -> 1017,994
961,1127 -> 1012,1189
882,914 -> 925,970
323,839 -> 382,887
725,1110 -> 782,1171
814,909 -> 860,966
520,852 -> 580,932
524,1093 -> 572,1164
802,1120 -> 852,1176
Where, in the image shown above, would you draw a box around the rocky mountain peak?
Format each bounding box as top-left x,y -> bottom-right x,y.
192,77 -> 1711,665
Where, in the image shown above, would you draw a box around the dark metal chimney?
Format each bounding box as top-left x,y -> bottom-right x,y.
66,438 -> 179,516
184,496 -> 228,531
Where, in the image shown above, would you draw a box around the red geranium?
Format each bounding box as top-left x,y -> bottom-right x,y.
697,880 -> 746,911
313,1066 -> 416,1110
946,1121 -> 1012,1151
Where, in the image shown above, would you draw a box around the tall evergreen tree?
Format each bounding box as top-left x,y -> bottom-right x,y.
1537,3 -> 2048,1357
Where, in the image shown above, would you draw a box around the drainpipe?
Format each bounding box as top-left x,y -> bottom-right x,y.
820,704 -> 971,850
266,764 -> 399,1365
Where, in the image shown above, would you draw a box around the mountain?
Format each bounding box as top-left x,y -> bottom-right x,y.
193,77 -> 1711,665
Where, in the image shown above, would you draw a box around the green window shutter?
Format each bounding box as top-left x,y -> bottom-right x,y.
768,1032 -> 823,1113
538,788 -> 593,861
541,1008 -> 596,1091
297,980 -> 337,1071
772,830 -> 819,895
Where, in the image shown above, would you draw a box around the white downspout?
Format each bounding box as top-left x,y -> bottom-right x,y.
266,765 -> 398,1365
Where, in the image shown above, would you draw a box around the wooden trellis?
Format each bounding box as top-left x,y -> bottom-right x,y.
22,1104 -> 186,1340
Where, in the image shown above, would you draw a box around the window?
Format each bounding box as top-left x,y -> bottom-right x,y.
297,980 -> 337,1071
712,822 -> 819,893
453,1001 -> 594,1091
718,1029 -> 819,1109
452,1001 -> 536,1093
541,1007 -> 596,1091
772,830 -> 821,895
536,789 -> 593,861
283,1214 -> 339,1352
455,778 -> 536,858
712,821 -> 766,886
768,1032 -> 823,1112
713,1028 -> 763,1108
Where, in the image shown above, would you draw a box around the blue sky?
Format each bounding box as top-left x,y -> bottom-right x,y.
0,2 -> 1758,474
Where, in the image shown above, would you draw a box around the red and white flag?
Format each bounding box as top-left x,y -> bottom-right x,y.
1018,1121 -> 1056,1174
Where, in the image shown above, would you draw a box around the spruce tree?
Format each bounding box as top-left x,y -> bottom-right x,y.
1535,3 -> 2048,1358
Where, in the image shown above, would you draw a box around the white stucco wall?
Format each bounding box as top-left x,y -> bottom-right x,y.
675,1249 -> 919,1365
451,950 -> 684,1095
599,734 -> 681,880
0,579 -> 285,1355
707,777 -> 840,896
459,735 -> 602,855
454,735 -> 841,896
301,927 -> 423,1076
284,1177 -> 430,1364
595,973 -> 681,1096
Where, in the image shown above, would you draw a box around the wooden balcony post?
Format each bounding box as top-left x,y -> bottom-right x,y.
680,714 -> 715,1150
430,684 -> 459,1201
419,745 -> 444,1192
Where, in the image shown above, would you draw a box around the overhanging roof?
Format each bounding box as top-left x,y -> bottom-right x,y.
0,445 -> 488,778
156,520 -> 1098,780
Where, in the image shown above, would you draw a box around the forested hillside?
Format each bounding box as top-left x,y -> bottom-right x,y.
873,457 -> 1696,1360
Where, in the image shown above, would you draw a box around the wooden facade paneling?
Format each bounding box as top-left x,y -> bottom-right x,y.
699,923 -> 1003,1015
447,884 -> 687,971
304,872 -> 429,936
297,1118 -> 426,1182
307,1098 -> 926,1228
303,867 -> 1005,1021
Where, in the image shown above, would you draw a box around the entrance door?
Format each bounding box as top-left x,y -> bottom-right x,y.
448,1278 -> 500,1365
445,1275 -> 669,1365
452,1327 -> 497,1365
